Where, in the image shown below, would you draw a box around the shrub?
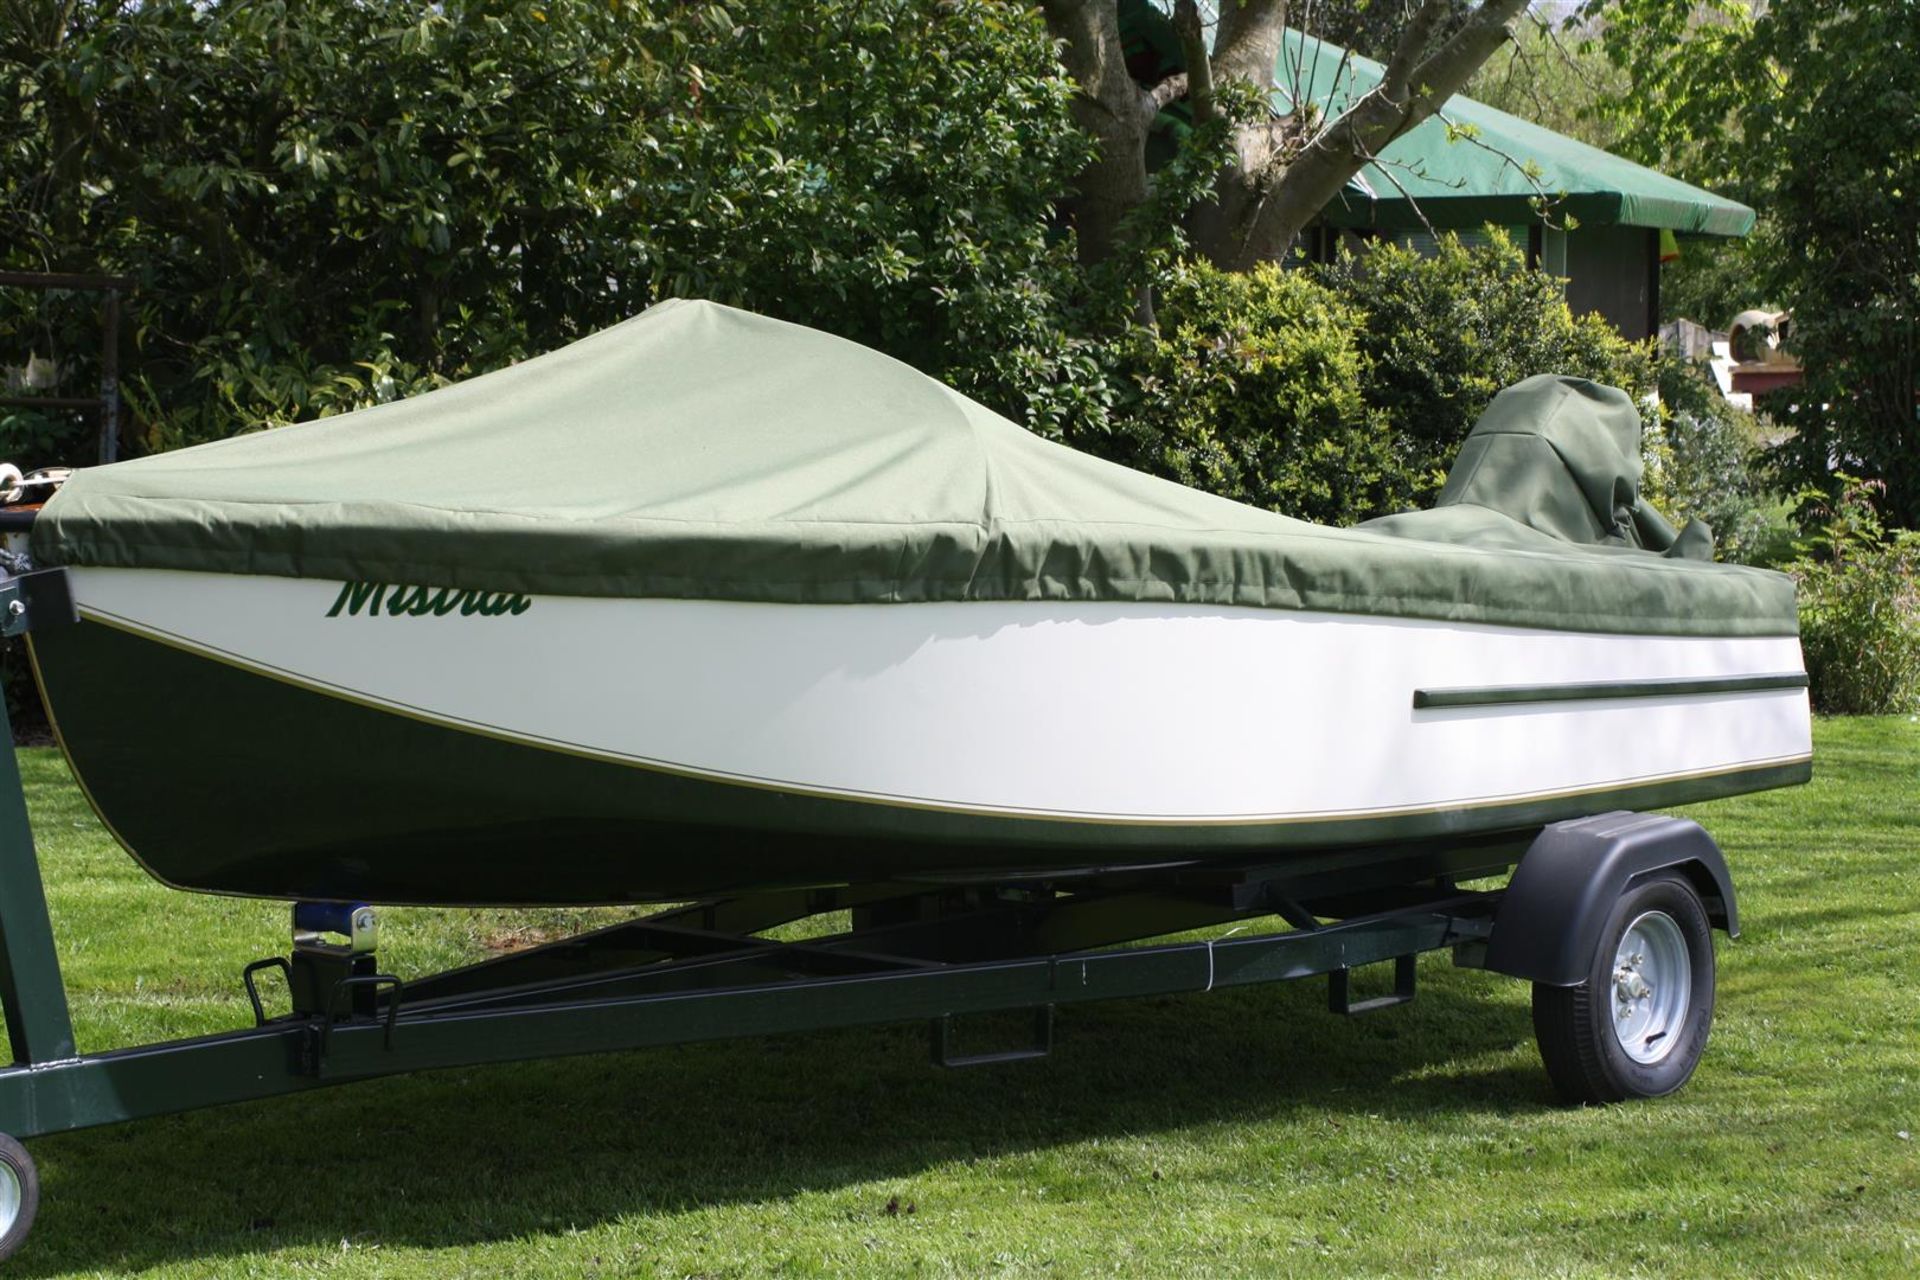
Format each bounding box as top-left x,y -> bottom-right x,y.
1,0 -> 1088,456
1318,230 -> 1656,510
1642,354 -> 1792,564
1069,237 -> 1664,528
1788,477 -> 1920,715
1088,261 -> 1400,526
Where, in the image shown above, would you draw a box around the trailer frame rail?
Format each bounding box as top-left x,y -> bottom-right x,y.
0,873 -> 1498,1138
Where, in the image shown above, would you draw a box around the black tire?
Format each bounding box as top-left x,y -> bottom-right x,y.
1531,871 -> 1716,1105
0,1132 -> 37,1262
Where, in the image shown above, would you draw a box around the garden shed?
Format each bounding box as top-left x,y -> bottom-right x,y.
1276,33 -> 1755,340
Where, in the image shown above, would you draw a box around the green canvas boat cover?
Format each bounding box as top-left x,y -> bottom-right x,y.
33,299 -> 1794,637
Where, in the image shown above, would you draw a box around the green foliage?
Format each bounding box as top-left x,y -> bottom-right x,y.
2,2 -> 1673,540
1071,235 -> 1657,527
1590,1 -> 1920,526
630,0 -> 1093,414
1652,214 -> 1788,330
1751,3 -> 1920,527
1094,261 -> 1393,525
0,408 -> 84,472
1787,476 -> 1920,716
1565,1 -> 1777,346
6,0 -> 688,446
1491,4 -> 1771,333
1642,354 -> 1788,563
1655,234 -> 1738,328
0,0 -> 1088,455
0,287 -> 110,464
1319,230 -> 1655,510
1576,0 -> 1759,188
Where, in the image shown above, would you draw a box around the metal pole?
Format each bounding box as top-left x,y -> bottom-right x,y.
0,680 -> 75,1066
98,289 -> 120,464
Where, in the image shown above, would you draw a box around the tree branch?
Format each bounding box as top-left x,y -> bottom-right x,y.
1404,0 -> 1531,122
1357,147 -> 1441,242
1381,0 -> 1456,100
1148,72 -> 1190,114
1172,0 -> 1214,125
1433,107 -> 1568,228
1227,0 -> 1529,268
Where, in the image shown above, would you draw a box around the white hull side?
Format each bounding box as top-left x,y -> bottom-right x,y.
65,568 -> 1811,825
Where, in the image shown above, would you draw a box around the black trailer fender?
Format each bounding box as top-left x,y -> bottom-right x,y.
1483,811 -> 1738,987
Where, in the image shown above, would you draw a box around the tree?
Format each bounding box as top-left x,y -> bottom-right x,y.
1569,1 -> 1768,332
1752,3 -> 1920,525
1039,0 -> 1531,278
1084,234 -> 1653,528
1575,0 -> 1759,188
1587,1 -> 1920,524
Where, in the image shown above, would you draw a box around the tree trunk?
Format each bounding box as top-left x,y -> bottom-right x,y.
1219,0 -> 1531,269
1040,0 -> 1154,272
1049,0 -> 1532,277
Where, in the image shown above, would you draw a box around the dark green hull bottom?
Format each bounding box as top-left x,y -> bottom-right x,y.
30,620 -> 1811,905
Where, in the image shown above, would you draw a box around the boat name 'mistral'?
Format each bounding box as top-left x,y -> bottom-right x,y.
326,581 -> 532,618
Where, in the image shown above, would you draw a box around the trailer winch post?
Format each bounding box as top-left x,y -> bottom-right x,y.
0,576 -> 75,1067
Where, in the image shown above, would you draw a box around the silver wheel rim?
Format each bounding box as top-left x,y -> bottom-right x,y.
0,1159 -> 20,1237
1610,910 -> 1692,1065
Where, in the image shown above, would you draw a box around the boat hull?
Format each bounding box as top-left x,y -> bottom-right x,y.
31,568 -> 1813,904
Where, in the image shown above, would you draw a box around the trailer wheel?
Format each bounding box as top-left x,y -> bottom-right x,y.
1531,871 -> 1715,1104
0,1133 -> 37,1261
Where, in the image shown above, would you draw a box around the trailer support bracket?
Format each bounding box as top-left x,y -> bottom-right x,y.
929,1005 -> 1055,1068
1328,953 -> 1418,1015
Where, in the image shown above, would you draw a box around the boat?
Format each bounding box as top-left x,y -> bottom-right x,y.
19,299 -> 1810,905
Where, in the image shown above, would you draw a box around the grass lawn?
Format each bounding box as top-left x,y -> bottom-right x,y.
3,716 -> 1917,1278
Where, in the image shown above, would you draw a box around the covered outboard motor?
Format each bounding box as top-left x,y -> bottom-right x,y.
1366,374 -> 1713,561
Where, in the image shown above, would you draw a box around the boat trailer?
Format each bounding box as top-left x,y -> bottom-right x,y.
0,569 -> 1742,1260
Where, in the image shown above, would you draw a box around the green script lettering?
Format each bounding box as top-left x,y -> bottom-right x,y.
325,581 -> 386,617
325,581 -> 532,619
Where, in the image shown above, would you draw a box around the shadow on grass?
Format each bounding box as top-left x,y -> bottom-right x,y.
18,972 -> 1547,1274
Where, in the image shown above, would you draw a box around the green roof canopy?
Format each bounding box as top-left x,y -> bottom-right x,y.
1274,32 -> 1755,237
